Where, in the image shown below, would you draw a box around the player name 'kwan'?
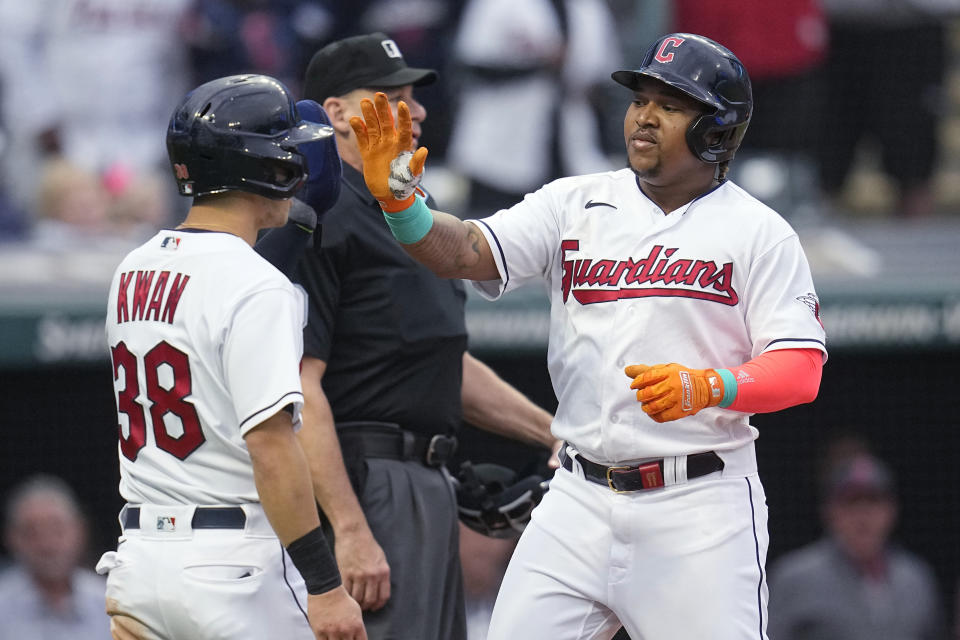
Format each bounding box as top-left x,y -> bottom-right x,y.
115,270 -> 191,324
561,242 -> 738,306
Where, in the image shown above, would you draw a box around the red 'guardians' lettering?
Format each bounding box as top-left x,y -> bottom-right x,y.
560,240 -> 738,306
116,270 -> 191,324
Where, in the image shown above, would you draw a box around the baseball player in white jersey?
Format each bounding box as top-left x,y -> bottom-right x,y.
96,74 -> 365,640
348,33 -> 827,639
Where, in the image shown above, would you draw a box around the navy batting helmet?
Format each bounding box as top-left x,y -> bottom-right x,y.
612,33 -> 752,164
166,74 -> 334,200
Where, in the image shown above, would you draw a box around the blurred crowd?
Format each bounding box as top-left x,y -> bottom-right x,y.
0,0 -> 956,255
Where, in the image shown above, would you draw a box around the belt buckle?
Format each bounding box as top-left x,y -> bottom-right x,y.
425,434 -> 456,467
605,465 -> 632,493
606,461 -> 665,492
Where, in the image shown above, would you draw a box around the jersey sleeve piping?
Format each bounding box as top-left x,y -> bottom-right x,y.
762,338 -> 827,353
472,218 -> 509,288
238,391 -> 304,435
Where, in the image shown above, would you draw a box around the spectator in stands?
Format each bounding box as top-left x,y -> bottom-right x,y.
0,0 -> 191,218
445,0 -> 621,215
0,474 -> 110,639
182,0 -> 335,94
673,0 -> 826,158
27,158 -> 169,253
30,159 -> 112,248
815,0 -> 953,217
672,0 -> 827,220
354,1 -> 465,161
103,166 -> 175,242
768,446 -> 947,639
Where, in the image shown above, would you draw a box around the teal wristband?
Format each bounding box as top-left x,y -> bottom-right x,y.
716,368 -> 737,408
382,195 -> 434,244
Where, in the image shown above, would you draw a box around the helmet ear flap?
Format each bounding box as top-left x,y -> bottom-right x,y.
686,113 -> 750,164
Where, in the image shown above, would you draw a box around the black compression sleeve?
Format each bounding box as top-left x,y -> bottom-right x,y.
285,526 -> 341,595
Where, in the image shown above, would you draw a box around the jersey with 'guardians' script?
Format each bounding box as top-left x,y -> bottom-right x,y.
468,168 -> 826,463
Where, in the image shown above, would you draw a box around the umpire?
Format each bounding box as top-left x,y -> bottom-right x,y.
293,33 -> 556,640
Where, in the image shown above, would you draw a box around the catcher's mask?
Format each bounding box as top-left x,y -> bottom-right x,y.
454,461 -> 549,539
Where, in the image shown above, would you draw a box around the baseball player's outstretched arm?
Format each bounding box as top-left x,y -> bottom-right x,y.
298,357 -> 391,611
245,411 -> 367,639
349,92 -> 499,281
403,210 -> 499,281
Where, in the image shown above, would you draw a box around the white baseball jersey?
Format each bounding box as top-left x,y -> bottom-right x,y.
469,168 -> 827,463
105,229 -> 307,505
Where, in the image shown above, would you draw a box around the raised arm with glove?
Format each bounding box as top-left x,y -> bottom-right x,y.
348,92 -> 499,281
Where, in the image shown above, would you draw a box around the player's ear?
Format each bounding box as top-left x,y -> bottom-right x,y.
322,97 -> 353,136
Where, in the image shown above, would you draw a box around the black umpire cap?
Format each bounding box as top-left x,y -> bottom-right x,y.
303,32 -> 437,103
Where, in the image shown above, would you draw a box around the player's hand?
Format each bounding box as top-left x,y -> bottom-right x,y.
625,363 -> 724,423
335,525 -> 391,611
307,585 -> 367,639
548,439 -> 563,470
349,92 -> 428,212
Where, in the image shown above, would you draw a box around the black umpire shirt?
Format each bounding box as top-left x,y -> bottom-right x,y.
294,164 -> 467,437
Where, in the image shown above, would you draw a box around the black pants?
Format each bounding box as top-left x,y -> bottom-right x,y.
327,458 -> 466,640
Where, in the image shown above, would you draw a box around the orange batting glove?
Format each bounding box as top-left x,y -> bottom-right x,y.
349,92 -> 428,213
625,363 -> 724,423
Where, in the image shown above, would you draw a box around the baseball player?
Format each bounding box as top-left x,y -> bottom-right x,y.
349,33 -> 827,639
97,74 -> 365,640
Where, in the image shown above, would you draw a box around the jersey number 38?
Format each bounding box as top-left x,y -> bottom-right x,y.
111,341 -> 205,461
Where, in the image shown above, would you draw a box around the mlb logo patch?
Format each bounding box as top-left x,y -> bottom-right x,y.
160,236 -> 181,250
156,516 -> 177,532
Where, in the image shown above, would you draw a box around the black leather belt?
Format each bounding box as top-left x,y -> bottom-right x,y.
337,421 -> 457,468
560,446 -> 724,493
123,506 -> 246,530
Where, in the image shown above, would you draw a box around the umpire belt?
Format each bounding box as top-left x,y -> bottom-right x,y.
337,421 -> 457,468
123,506 -> 246,530
560,445 -> 724,493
